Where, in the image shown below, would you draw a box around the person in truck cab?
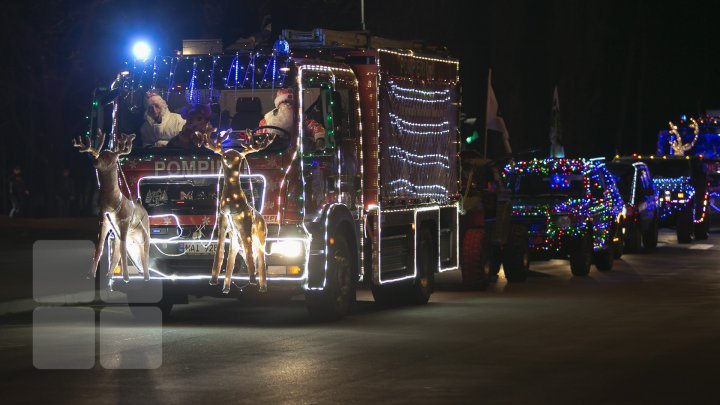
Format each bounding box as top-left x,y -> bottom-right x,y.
140,91 -> 186,147
167,103 -> 212,149
259,88 -> 326,151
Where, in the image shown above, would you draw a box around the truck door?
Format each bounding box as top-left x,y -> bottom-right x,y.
300,70 -> 361,218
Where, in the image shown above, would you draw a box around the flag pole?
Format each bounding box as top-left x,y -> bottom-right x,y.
484,127 -> 488,159
485,68 -> 491,159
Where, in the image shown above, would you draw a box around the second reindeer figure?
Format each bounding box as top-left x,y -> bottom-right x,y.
201,130 -> 274,293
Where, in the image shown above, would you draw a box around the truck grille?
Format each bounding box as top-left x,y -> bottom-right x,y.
139,175 -> 265,215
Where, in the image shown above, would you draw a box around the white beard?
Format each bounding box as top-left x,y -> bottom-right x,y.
145,106 -> 169,126
263,103 -> 294,133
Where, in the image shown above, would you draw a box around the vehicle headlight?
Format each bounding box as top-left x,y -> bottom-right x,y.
269,240 -> 304,257
555,215 -> 572,228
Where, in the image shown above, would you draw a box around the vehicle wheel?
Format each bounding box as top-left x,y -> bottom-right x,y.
460,228 -> 490,290
623,221 -> 642,253
502,224 -> 529,282
594,234 -> 614,272
676,207 -> 693,244
306,235 -> 356,320
612,223 -> 624,259
371,283 -> 402,307
694,216 -> 709,240
569,232 -> 592,276
489,245 -> 503,278
642,216 -> 659,250
406,227 -> 436,304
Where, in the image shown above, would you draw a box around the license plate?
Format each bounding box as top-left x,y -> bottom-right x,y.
179,242 -> 217,255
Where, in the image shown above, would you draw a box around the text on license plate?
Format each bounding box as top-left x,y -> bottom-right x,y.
179,242 -> 217,255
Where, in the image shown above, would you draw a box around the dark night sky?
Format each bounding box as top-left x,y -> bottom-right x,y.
1,0 -> 719,215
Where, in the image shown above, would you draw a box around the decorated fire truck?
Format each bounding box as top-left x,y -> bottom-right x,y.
90,29 -> 461,319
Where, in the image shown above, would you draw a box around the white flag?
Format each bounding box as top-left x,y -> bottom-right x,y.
486,69 -> 512,155
549,85 -> 565,158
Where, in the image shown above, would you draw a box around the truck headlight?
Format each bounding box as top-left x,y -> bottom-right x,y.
269,240 -> 304,257
555,215 -> 572,228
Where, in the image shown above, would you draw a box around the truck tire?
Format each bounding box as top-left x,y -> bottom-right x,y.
406,227 -> 436,304
594,231 -> 614,272
694,217 -> 709,240
642,216 -> 659,250
676,207 -> 693,244
371,283 -> 401,307
569,232 -> 592,276
306,235 -> 356,320
460,228 -> 490,290
502,224 -> 529,282
623,221 -> 642,253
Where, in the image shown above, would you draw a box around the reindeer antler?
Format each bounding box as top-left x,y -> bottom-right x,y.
73,128 -> 106,158
239,133 -> 277,157
689,118 -> 700,135
200,129 -> 227,155
113,133 -> 136,156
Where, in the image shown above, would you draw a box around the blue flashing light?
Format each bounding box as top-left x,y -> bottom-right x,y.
273,39 -> 291,55
132,41 -> 152,62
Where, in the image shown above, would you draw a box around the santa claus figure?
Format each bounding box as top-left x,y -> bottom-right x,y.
259,89 -> 326,150
140,92 -> 186,147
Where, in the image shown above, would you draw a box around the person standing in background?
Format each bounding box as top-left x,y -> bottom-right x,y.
8,166 -> 29,218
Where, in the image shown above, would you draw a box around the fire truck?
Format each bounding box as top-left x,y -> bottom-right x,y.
91,29 -> 461,319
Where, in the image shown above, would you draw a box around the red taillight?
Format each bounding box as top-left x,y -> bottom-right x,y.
625,205 -> 635,218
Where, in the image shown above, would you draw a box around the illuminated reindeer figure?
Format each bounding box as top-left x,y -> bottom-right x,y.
74,130 -> 150,283
201,130 -> 274,293
668,118 -> 699,156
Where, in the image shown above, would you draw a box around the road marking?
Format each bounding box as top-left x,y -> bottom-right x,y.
688,244 -> 714,250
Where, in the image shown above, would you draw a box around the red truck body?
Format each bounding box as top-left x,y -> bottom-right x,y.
96,30 -> 461,315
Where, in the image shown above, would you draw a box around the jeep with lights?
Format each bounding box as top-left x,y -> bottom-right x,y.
637,155 -> 709,243
502,158 -> 624,276
606,158 -> 659,253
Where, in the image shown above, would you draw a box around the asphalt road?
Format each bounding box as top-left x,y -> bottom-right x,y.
1,227 -> 720,404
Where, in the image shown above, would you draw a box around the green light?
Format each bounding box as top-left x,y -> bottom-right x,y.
92,99 -> 99,109
466,130 -> 479,144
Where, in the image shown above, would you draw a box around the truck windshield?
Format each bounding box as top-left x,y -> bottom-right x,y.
112,87 -> 294,155
643,160 -> 691,178
507,173 -> 586,197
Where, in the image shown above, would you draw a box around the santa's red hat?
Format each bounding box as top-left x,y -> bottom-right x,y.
274,88 -> 294,107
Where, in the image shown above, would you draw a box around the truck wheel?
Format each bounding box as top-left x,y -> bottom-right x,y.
502,224 -> 529,282
460,228 -> 490,290
569,232 -> 592,276
676,207 -> 693,244
306,235 -> 356,320
694,217 -> 709,240
594,231 -> 614,272
371,283 -> 401,307
406,227 -> 436,304
489,245 -> 503,277
623,221 -> 641,253
642,216 -> 659,250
